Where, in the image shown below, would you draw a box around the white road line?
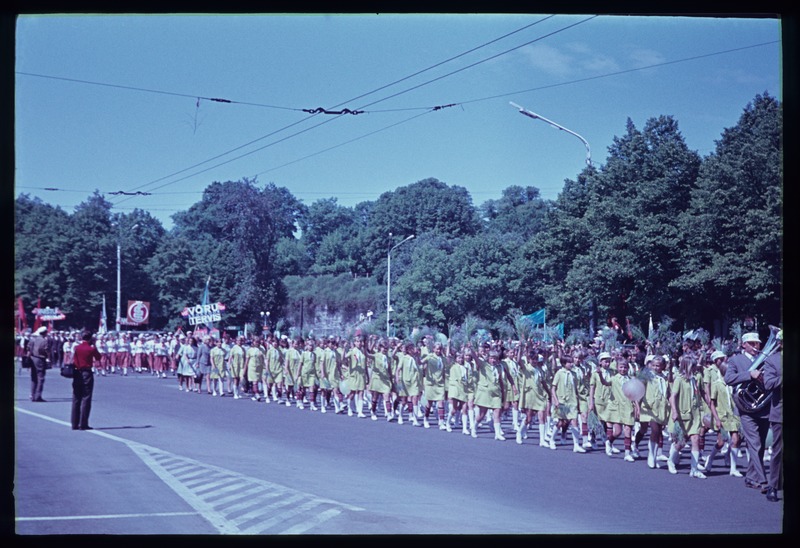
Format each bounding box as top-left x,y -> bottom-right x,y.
17,406 -> 365,534
230,493 -> 306,526
128,443 -> 244,535
215,490 -> 284,515
279,508 -> 342,535
242,499 -> 324,534
17,511 -> 199,522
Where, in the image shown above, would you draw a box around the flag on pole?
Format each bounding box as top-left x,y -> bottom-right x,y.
32,297 -> 42,333
17,297 -> 27,332
525,308 -> 546,326
99,295 -> 108,335
556,322 -> 564,339
201,276 -> 213,329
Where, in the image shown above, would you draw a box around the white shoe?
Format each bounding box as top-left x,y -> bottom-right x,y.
423,420 -> 431,429
212,391 -> 218,396
690,470 -> 707,479
605,441 -> 613,456
387,412 -> 395,422
582,440 -> 593,449
444,423 -> 451,432
348,408 -> 353,417
573,445 -> 587,453
657,454 -> 669,462
178,386 -> 183,391
398,415 -> 404,425
631,448 -> 640,459
648,452 -> 655,469
624,453 -> 635,462
321,406 -> 327,413
549,439 -> 557,450
358,412 -> 367,419
371,412 -> 378,421
698,456 -> 710,472
730,468 -> 743,477
668,460 -> 678,474
310,405 -> 318,411
412,417 -> 420,427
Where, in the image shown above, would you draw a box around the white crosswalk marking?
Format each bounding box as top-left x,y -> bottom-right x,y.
127,441 -> 363,534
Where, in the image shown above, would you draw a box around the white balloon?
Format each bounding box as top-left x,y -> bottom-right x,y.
623,378 -> 645,402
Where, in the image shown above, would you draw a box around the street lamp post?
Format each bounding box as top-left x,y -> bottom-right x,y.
510,101 -> 592,168
386,233 -> 415,337
116,223 -> 139,331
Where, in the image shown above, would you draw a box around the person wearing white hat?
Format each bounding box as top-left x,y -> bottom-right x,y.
724,331 -> 770,492
701,350 -> 743,477
28,326 -> 50,402
589,352 -> 615,453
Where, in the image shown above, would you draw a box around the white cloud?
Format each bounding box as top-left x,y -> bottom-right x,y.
519,43 -> 575,78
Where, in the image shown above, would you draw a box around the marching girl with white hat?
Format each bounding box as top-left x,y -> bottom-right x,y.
702,350 -> 743,477
667,355 -> 707,478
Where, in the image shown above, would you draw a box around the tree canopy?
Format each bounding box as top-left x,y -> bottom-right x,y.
15,94 -> 782,339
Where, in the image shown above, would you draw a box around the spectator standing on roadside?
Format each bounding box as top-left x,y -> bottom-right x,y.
71,331 -> 101,430
28,326 -> 49,402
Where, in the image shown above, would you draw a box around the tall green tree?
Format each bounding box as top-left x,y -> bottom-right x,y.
673,93 -> 782,324
14,194 -> 72,321
479,185 -> 551,239
169,178 -> 305,324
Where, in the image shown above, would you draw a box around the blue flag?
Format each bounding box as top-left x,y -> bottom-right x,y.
525,308 -> 546,326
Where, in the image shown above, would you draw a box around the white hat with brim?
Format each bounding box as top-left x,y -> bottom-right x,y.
710,350 -> 726,362
742,332 -> 761,344
35,326 -> 47,335
598,352 -> 612,361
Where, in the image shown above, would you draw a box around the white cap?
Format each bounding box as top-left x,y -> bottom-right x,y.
710,350 -> 726,362
742,332 -> 761,344
35,326 -> 48,335
598,352 -> 612,361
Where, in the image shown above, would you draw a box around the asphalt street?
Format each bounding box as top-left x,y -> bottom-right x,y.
12,364 -> 786,535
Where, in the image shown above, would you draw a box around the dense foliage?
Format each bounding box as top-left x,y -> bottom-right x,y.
15,94 -> 782,338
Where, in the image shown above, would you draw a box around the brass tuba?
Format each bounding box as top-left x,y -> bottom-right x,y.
731,325 -> 781,413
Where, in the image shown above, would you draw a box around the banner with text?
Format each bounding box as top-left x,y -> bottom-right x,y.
181,302 -> 227,326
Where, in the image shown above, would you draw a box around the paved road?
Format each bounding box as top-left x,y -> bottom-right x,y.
13,366 -> 785,535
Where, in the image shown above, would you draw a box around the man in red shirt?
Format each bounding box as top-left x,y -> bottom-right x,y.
72,331 -> 101,430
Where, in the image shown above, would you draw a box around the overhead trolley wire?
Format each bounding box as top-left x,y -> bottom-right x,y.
107,16 -> 566,205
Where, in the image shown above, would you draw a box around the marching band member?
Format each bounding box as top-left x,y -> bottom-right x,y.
724,332 -> 771,492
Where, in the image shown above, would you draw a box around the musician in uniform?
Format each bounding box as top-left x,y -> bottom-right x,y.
724,332 -> 771,492
761,329 -> 782,502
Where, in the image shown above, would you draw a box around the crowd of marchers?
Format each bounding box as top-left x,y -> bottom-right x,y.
15,323 -> 783,502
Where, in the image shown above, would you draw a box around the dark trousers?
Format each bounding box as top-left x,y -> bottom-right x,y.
740,412 -> 770,484
768,422 -> 782,491
71,369 -> 94,429
30,357 -> 47,401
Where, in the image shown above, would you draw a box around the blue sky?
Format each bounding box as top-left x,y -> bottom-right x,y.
14,13 -> 782,229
